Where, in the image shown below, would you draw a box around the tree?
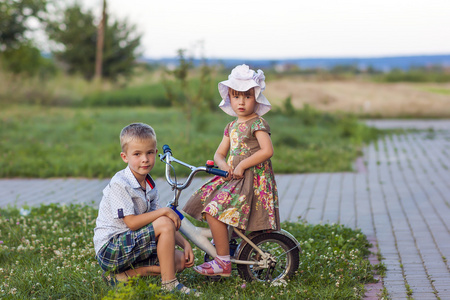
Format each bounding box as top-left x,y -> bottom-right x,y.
0,0 -> 48,49
46,3 -> 141,80
0,0 -> 49,74
162,48 -> 217,142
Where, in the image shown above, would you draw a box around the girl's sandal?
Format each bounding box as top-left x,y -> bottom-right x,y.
194,257 -> 231,277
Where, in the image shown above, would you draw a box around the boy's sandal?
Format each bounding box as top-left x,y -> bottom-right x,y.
102,271 -> 128,287
172,283 -> 201,296
194,257 -> 231,277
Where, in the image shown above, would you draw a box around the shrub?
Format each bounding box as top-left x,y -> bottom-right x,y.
81,84 -> 170,107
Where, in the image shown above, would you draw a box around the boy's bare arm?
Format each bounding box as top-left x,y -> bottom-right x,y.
175,232 -> 195,267
123,207 -> 181,231
233,131 -> 274,178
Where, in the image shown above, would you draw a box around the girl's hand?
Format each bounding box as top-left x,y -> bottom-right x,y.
233,164 -> 245,179
224,166 -> 233,181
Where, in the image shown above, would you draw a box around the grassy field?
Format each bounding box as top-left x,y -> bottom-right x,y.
0,203 -> 382,299
0,105 -> 380,178
265,78 -> 450,118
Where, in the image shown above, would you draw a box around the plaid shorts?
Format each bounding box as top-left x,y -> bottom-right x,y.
96,223 -> 159,273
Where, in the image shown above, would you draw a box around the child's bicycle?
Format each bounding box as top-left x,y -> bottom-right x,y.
159,145 -> 301,282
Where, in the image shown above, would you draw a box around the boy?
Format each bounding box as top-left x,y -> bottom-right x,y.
93,123 -> 197,295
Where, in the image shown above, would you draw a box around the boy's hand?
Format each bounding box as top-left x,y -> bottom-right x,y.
183,242 -> 195,268
161,207 -> 181,230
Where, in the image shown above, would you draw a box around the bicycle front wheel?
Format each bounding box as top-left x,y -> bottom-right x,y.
237,232 -> 300,282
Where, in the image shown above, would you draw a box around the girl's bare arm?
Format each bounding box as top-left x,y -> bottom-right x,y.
214,135 -> 233,180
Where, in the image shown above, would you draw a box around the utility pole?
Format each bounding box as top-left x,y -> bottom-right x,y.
95,0 -> 106,80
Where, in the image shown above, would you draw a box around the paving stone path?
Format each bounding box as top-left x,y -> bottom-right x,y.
1,119 -> 449,299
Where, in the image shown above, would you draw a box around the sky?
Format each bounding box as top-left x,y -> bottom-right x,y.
80,0 -> 450,60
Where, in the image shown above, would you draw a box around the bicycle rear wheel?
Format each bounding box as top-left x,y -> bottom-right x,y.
237,232 -> 300,282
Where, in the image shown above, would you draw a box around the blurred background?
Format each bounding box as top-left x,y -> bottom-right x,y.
1,0 -> 449,178
1,0 -> 449,116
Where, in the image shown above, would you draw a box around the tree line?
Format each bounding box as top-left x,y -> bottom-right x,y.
0,0 -> 140,80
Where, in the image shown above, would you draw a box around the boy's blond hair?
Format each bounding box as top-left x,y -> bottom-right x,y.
120,123 -> 157,152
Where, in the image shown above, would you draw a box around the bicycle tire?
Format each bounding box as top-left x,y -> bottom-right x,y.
237,232 -> 300,282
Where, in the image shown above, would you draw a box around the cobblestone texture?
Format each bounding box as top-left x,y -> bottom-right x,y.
1,119 -> 449,299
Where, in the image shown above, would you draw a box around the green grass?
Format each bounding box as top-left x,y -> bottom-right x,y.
80,83 -> 171,107
0,105 -> 381,178
0,204 -> 378,299
419,86 -> 450,95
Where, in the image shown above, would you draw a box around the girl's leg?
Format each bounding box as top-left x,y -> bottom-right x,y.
205,213 -> 229,256
193,213 -> 231,277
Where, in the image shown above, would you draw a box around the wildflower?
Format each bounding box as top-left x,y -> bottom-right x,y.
270,279 -> 287,287
20,208 -> 31,216
241,283 -> 246,289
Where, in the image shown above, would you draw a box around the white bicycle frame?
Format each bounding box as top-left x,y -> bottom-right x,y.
159,147 -> 300,268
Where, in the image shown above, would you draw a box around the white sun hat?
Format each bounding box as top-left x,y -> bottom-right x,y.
218,64 -> 272,117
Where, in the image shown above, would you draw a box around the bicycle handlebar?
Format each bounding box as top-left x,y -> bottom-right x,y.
162,144 -> 172,154
159,144 -> 228,191
206,167 -> 228,177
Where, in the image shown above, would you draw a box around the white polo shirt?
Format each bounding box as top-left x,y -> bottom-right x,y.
93,166 -> 160,254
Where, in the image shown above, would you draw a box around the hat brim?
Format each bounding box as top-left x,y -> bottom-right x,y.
218,79 -> 261,100
219,93 -> 271,117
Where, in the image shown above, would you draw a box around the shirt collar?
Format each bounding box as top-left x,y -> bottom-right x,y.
124,166 -> 155,190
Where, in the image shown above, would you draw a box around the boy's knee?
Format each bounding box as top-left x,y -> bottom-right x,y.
153,216 -> 176,233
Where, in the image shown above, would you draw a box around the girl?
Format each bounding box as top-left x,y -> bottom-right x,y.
183,64 -> 280,277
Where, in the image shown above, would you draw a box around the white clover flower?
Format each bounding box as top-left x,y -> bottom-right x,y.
270,279 -> 287,287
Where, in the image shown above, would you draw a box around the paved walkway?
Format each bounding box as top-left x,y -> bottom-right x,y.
1,119 -> 450,299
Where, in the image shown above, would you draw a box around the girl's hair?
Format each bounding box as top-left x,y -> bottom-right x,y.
120,123 -> 156,152
229,87 -> 255,97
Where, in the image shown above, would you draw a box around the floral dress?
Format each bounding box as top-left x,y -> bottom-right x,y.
183,117 -> 280,231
